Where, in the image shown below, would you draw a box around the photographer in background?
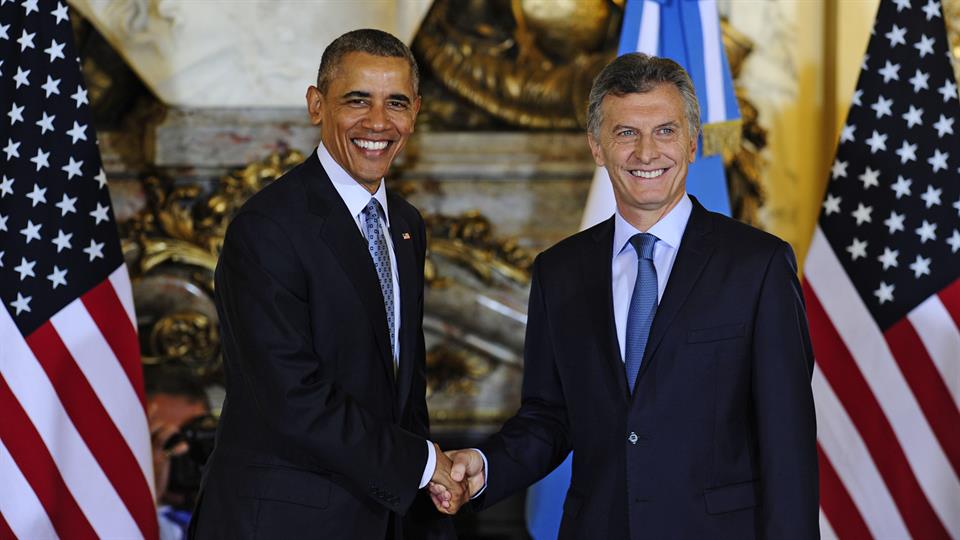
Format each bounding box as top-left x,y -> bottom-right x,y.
144,365 -> 212,540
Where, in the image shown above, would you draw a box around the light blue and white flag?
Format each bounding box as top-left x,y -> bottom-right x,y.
580,0 -> 740,230
526,1 -> 740,537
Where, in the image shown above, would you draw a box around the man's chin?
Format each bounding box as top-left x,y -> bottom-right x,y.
348,169 -> 388,187
347,158 -> 392,181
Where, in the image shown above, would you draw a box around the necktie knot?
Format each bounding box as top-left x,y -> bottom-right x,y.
629,233 -> 657,261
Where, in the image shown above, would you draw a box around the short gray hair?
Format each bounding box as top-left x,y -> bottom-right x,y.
586,53 -> 700,141
316,29 -> 419,94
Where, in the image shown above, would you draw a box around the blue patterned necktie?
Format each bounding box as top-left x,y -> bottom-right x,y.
624,233 -> 658,393
361,198 -> 396,363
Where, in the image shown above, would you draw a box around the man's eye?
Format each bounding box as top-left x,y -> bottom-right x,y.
348,99 -> 368,106
657,127 -> 675,136
387,101 -> 408,110
617,129 -> 636,137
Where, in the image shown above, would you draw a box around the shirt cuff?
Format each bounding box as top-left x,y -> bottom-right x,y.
419,440 -> 437,489
470,448 -> 489,499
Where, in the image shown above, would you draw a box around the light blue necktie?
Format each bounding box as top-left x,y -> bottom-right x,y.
624,233 -> 658,393
362,198 -> 396,362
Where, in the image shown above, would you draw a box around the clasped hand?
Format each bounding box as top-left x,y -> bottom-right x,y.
426,446 -> 485,515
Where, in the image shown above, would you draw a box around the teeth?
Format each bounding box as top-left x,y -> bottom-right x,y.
354,139 -> 388,150
631,169 -> 665,179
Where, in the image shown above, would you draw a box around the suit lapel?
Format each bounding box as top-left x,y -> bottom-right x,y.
580,217 -> 631,404
637,198 -> 715,380
389,207 -> 417,415
303,155 -> 396,388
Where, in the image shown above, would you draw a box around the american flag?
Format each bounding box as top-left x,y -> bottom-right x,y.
0,1 -> 157,538
803,0 -> 960,538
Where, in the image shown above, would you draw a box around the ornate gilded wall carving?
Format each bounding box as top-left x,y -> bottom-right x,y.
121,152 -> 302,376
413,0 -> 620,129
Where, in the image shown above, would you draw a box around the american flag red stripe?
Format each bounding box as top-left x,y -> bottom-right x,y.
0,375 -> 98,540
0,510 -> 15,540
908,294 -> 960,406
804,280 -> 951,540
0,438 -> 58,538
26,319 -> 157,540
817,444 -> 872,540
812,362 -> 912,538
940,280 -> 960,329
885,319 -> 960,474
81,278 -> 146,408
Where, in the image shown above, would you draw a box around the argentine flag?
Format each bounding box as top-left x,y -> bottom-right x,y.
526,0 -> 741,537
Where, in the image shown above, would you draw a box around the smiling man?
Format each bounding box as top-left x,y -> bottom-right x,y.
439,53 -> 819,539
189,30 -> 459,540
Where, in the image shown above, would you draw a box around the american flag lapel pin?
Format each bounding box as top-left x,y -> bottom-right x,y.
402,232 -> 411,240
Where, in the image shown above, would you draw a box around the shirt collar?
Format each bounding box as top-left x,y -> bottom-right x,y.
317,143 -> 390,226
613,193 -> 692,258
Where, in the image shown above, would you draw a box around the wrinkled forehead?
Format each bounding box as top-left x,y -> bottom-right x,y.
600,86 -> 689,125
329,52 -> 417,96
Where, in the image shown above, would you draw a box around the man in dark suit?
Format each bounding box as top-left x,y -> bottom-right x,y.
190,29 -> 462,539
436,53 -> 819,539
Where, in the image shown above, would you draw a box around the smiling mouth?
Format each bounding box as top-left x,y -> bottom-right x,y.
353,138 -> 391,151
629,168 -> 667,179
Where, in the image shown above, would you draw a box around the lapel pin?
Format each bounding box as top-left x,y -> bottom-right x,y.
402,232 -> 411,240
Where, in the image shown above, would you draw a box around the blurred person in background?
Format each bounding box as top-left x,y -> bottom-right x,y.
145,364 -> 212,540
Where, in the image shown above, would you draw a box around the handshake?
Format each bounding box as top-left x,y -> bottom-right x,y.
426,445 -> 486,515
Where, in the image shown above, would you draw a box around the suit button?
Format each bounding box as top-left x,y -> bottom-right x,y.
627,432 -> 638,445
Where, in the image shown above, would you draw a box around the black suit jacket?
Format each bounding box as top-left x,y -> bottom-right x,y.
476,198 -> 818,539
190,153 -> 453,539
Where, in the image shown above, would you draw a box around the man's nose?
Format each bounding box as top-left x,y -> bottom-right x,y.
363,103 -> 388,130
634,136 -> 658,162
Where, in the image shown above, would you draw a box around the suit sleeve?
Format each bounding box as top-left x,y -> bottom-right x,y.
751,241 -> 819,539
215,210 -> 427,513
475,256 -> 572,509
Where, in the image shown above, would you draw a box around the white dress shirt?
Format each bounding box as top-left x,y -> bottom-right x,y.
611,194 -> 692,361
316,144 -> 437,489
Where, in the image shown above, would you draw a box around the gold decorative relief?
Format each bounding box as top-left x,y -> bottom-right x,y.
122,152 -> 302,375
149,311 -> 220,369
425,343 -> 495,398
413,0 -> 618,130
426,211 -> 533,287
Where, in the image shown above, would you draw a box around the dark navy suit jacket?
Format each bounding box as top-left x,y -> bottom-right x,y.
190,153 -> 453,539
476,198 -> 818,539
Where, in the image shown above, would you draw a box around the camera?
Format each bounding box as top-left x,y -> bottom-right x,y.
163,414 -> 218,507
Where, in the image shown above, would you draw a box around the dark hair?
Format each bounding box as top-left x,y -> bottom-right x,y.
587,52 -> 700,141
316,28 -> 419,94
143,364 -> 209,407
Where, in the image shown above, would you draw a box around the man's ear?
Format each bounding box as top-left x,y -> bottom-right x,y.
587,133 -> 605,167
306,86 -> 323,126
689,131 -> 698,163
